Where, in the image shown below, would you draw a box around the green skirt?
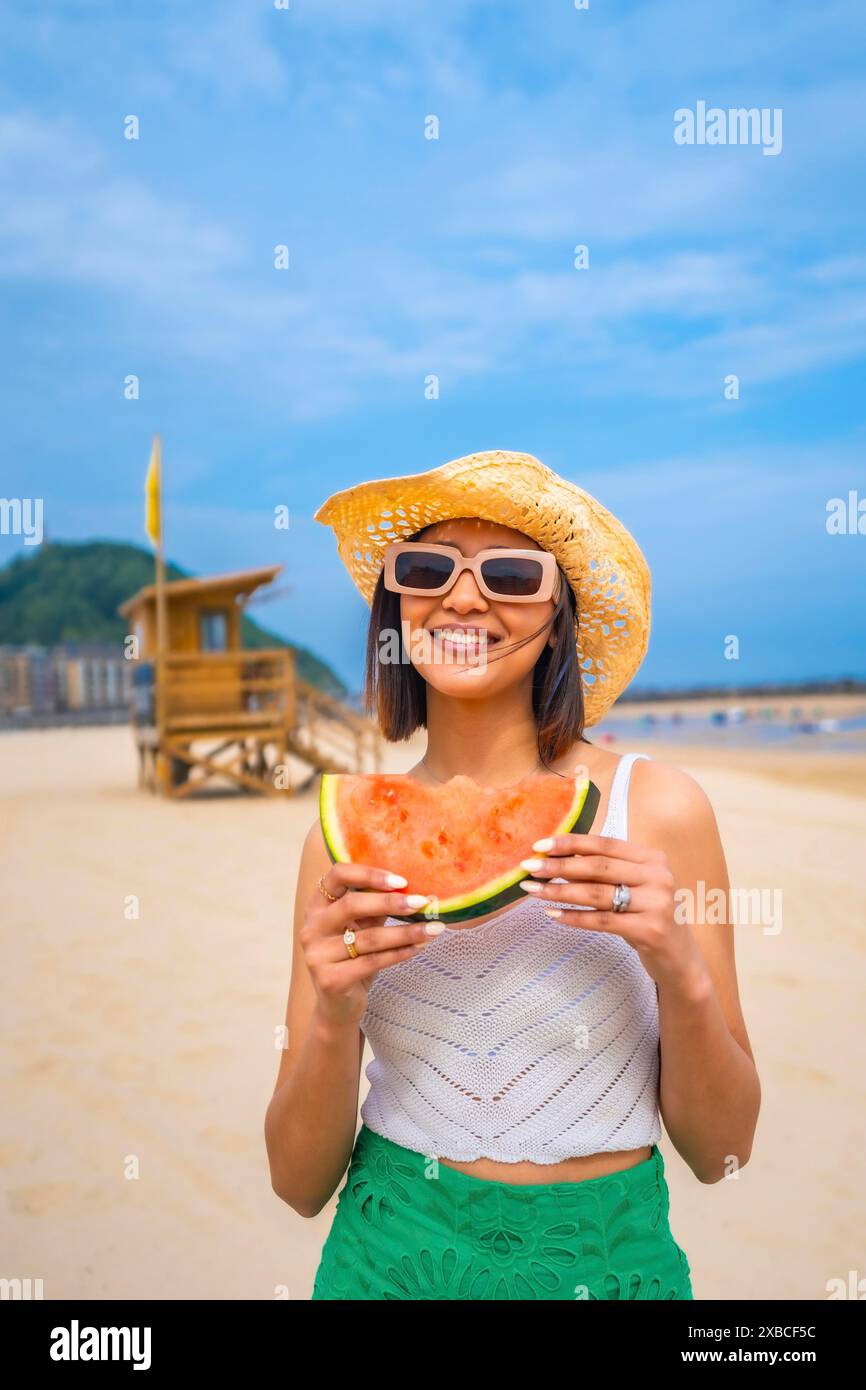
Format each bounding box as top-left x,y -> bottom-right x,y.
311,1123 -> 694,1301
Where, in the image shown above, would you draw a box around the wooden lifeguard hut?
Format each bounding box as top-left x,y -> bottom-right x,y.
119,564 -> 381,797
121,437 -> 380,798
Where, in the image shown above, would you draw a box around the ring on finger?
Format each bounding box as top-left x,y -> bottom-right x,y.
318,875 -> 338,902
611,883 -> 631,913
343,928 -> 359,959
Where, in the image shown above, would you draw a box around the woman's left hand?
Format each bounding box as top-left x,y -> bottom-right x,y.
518,832 -> 698,990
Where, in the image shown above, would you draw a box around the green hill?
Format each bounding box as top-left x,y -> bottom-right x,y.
0,540 -> 348,698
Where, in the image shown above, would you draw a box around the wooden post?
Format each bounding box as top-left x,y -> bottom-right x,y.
153,436 -> 168,792
154,447 -> 166,767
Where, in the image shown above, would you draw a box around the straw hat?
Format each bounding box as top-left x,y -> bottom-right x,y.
313,449 -> 651,727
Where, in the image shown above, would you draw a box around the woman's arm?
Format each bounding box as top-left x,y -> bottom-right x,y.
264,818 -> 435,1216
264,819 -> 366,1218
632,757 -> 762,1184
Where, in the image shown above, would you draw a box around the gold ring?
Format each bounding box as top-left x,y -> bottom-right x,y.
318,875 -> 338,902
343,929 -> 359,959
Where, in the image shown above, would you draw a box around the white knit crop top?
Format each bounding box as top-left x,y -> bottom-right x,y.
358,751 -> 661,1164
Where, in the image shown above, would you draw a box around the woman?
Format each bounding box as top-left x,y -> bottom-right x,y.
264,449 -> 761,1301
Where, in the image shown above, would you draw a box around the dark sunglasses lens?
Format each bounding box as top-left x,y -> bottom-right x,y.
394,549 -> 455,590
480,556 -> 545,596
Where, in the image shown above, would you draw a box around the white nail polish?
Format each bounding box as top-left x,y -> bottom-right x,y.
520,858 -> 544,872
385,873 -> 408,887
406,894 -> 431,908
424,921 -> 445,935
532,838 -> 555,852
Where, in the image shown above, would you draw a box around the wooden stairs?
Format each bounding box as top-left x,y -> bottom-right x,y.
285,678 -> 382,788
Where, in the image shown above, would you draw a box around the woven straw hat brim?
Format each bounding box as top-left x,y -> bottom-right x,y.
313,449 -> 651,727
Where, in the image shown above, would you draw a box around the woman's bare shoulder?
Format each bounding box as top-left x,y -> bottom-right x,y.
550,739 -> 620,780
629,752 -> 720,840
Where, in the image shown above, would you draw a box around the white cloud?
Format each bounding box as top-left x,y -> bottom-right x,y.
0,0 -> 864,423
166,2 -> 288,98
3,103 -> 864,418
0,115 -> 239,290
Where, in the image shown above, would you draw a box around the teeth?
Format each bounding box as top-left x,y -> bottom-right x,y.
435,629 -> 495,645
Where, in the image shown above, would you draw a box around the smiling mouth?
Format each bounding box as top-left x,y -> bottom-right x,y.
429,627 -> 503,651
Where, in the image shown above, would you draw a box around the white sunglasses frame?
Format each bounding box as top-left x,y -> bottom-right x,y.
382,540 -> 559,604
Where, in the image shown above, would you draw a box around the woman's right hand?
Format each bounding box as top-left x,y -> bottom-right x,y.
301,863 -> 443,1030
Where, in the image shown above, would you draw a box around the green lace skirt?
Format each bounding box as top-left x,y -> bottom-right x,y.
311,1123 -> 694,1301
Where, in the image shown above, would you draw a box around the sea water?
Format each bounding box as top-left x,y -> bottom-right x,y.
594,711 -> 866,753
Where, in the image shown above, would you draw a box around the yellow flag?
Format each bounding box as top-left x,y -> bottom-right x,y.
145,435 -> 161,546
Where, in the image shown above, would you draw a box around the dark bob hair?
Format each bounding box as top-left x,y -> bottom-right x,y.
363,527 -> 588,764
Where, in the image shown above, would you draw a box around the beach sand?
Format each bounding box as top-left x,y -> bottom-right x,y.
1,724 -> 864,1300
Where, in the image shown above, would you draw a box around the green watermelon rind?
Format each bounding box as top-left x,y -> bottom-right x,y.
319,772 -> 352,863
318,771 -> 600,927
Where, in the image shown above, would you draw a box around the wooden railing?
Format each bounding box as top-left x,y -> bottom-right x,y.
130,648 -> 382,775
162,649 -> 295,730
292,676 -> 382,773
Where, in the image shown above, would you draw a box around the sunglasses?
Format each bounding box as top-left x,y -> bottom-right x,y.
382,541 -> 558,603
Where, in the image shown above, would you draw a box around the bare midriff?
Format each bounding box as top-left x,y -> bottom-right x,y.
435,1145 -> 653,1185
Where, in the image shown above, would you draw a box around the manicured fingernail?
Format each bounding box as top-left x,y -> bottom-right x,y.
406,894 -> 431,908
520,858 -> 545,872
424,921 -> 445,935
532,838 -> 555,852
545,908 -> 563,918
519,880 -> 544,893
385,873 -> 408,887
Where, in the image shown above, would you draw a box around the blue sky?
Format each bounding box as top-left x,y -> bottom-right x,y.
1,0 -> 864,692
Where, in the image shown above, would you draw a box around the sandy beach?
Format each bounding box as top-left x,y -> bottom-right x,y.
2,722 -> 864,1300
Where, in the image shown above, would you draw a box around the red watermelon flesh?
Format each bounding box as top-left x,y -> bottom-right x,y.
319,767 -> 599,924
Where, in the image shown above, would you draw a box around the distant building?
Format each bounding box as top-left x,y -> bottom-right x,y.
57,642 -> 132,711
0,643 -> 132,717
0,646 -> 48,715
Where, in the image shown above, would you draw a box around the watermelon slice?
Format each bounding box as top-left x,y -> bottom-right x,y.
318,765 -> 600,925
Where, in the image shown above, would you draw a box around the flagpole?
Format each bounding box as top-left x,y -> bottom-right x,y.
152,436 -> 167,783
